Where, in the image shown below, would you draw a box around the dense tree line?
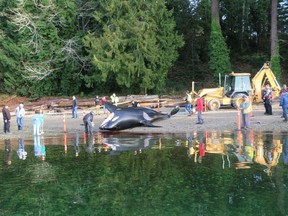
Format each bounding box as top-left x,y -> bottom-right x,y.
0,0 -> 287,97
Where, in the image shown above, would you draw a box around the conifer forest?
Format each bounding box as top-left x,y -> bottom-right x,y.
0,0 -> 287,97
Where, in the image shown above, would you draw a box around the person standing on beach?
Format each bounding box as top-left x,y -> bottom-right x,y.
95,96 -> 101,115
262,84 -> 273,115
110,93 -> 119,106
2,105 -> 11,134
280,92 -> 288,122
39,109 -> 44,134
33,110 -> 42,136
101,96 -> 107,116
15,103 -> 25,130
72,96 -> 78,118
196,96 -> 204,124
280,89 -> 288,118
184,90 -> 192,116
239,95 -> 252,129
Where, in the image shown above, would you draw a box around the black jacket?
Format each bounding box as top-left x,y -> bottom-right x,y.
2,107 -> 11,121
83,113 -> 93,123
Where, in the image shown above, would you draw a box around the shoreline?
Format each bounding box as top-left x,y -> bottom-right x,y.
0,100 -> 286,140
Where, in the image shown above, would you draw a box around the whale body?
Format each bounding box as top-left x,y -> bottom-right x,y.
99,102 -> 179,131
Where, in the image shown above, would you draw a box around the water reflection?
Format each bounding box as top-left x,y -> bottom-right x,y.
3,139 -> 12,165
34,135 -> 46,161
0,130 -> 286,174
186,132 -> 206,163
86,134 -> 95,154
102,134 -> 158,155
0,131 -> 288,215
283,137 -> 288,165
17,138 -> 27,160
73,132 -> 80,157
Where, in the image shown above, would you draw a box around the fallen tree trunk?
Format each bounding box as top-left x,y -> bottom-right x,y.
5,95 -> 185,113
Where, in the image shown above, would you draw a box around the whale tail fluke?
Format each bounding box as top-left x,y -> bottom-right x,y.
169,106 -> 180,117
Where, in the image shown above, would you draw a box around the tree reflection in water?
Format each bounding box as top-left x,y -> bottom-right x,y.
0,131 -> 287,215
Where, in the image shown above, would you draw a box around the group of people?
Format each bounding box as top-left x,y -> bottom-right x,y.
2,104 -> 26,134
221,84 -> 274,130
184,90 -> 204,125
183,83 -> 278,130
2,85 -> 282,136
2,103 -> 45,136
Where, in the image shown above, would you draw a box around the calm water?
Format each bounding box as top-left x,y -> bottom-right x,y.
0,130 -> 288,216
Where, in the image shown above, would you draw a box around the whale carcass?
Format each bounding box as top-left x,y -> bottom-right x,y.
99,102 -> 179,131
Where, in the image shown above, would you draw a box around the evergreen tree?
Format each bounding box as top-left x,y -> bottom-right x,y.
0,1 -> 23,94
271,47 -> 281,81
208,19 -> 231,83
0,0 -> 82,96
84,0 -> 184,94
270,0 -> 281,80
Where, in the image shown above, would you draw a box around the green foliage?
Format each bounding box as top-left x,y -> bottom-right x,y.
166,0 -> 213,89
208,18 -> 231,83
271,55 -> 281,81
0,0 -> 287,96
0,0 -> 84,96
84,0 -> 184,94
236,53 -> 269,67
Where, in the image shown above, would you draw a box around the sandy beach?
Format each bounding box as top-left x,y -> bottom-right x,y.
0,98 -> 286,140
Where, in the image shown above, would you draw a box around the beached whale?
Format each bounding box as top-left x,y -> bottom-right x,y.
99,102 -> 179,130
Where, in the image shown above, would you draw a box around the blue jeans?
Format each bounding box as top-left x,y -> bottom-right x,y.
72,106 -> 78,118
283,105 -> 288,120
185,103 -> 192,114
197,111 -> 203,123
16,117 -> 23,130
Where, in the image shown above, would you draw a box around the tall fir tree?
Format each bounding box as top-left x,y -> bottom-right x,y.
83,0 -> 184,94
208,19 -> 231,83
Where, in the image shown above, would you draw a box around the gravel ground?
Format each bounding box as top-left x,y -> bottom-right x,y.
0,99 -> 286,140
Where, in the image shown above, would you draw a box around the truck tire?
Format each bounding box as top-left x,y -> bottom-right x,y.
232,93 -> 247,109
208,99 -> 220,111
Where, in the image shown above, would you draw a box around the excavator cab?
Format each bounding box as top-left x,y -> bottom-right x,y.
224,74 -> 252,97
224,72 -> 252,107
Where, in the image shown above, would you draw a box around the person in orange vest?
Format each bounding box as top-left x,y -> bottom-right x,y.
196,96 -> 204,124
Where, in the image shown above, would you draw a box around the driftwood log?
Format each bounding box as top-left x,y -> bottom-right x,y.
0,95 -> 186,113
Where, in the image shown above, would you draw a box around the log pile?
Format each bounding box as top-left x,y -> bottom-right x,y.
0,95 -> 186,113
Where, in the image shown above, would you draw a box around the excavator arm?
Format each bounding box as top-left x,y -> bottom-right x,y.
251,62 -> 281,103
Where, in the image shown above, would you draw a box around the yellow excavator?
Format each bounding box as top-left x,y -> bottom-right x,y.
192,62 -> 281,111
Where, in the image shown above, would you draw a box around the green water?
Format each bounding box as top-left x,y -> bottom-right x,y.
0,131 -> 288,216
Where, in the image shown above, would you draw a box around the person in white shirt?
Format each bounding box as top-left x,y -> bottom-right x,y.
15,104 -> 25,130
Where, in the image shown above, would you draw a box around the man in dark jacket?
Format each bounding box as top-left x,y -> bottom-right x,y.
262,84 -> 273,115
2,105 -> 11,134
83,111 -> 94,134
